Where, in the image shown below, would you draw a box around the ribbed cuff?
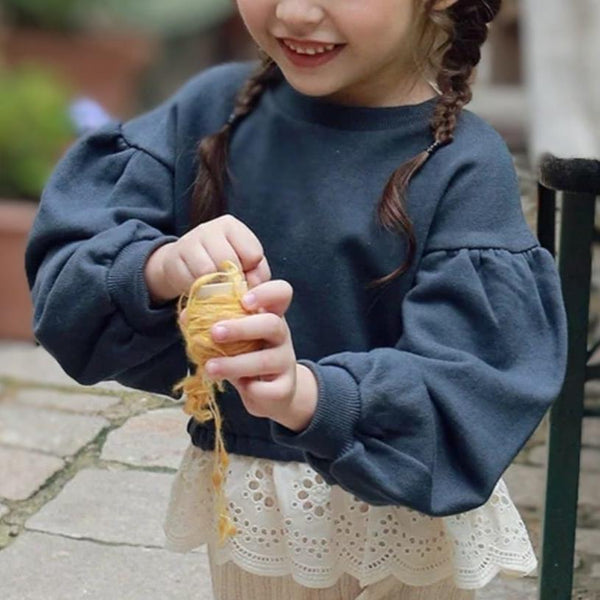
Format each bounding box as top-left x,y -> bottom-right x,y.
107,236 -> 178,333
270,360 -> 361,460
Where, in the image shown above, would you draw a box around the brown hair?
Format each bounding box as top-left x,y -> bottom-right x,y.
192,0 -> 502,284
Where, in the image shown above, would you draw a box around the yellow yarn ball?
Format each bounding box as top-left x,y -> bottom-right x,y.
175,261 -> 261,544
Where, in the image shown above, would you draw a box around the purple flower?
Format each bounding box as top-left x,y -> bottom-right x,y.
69,98 -> 113,135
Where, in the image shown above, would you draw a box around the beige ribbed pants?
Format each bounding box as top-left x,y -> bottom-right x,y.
208,546 -> 475,600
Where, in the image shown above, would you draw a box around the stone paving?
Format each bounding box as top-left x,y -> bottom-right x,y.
0,340 -> 599,599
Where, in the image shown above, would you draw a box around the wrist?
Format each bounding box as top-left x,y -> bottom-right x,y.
275,364 -> 318,432
144,242 -> 177,305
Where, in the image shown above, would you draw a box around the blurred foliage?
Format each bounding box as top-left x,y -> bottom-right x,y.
96,0 -> 236,36
1,0 -> 236,34
0,67 -> 74,199
1,0 -> 83,30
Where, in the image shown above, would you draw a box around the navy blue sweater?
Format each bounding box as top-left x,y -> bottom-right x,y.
26,62 -> 567,516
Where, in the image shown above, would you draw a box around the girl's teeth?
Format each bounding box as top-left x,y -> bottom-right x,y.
284,42 -> 336,55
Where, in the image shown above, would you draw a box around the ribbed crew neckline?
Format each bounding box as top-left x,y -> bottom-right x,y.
267,79 -> 439,131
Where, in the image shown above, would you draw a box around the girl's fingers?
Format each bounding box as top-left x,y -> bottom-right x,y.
198,236 -> 243,277
241,279 -> 293,317
211,312 -> 288,346
180,243 -> 217,280
223,216 -> 268,275
161,251 -> 198,294
245,256 -> 272,288
206,348 -> 289,380
178,308 -> 188,327
185,215 -> 268,280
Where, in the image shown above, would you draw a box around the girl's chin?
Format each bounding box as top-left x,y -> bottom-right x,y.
278,70 -> 345,99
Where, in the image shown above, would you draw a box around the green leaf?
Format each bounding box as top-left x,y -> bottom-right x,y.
0,67 -> 74,199
97,0 -> 235,35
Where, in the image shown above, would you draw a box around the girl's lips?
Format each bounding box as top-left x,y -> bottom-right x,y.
277,39 -> 345,68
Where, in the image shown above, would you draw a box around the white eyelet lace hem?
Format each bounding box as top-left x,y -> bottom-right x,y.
163,445 -> 537,590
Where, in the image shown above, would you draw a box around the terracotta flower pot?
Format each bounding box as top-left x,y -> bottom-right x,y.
1,27 -> 158,117
0,200 -> 38,341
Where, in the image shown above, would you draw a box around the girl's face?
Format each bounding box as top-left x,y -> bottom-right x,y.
236,0 -> 437,107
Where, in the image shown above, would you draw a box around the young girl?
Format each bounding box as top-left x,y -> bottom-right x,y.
26,0 -> 567,598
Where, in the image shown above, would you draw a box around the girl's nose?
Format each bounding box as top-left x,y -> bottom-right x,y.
275,0 -> 325,33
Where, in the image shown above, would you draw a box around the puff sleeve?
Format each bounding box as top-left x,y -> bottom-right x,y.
25,63 -> 258,395
274,246 -> 566,515
25,114 -> 187,395
271,132 -> 568,516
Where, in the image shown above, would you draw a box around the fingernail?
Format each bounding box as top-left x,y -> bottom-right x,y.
243,293 -> 256,308
212,325 -> 228,341
206,360 -> 219,375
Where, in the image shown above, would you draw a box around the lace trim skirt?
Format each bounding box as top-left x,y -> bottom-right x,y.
163,445 -> 537,590
207,546 -> 475,600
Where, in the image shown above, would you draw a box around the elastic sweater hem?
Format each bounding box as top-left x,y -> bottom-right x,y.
188,419 -> 306,463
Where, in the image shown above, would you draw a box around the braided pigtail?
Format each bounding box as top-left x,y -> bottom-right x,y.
373,0 -> 502,287
431,0 -> 501,144
191,56 -> 281,226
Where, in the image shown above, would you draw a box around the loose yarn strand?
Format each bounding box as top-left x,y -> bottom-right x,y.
174,261 -> 260,544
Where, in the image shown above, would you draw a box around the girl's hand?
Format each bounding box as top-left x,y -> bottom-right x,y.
204,280 -> 318,432
144,215 -> 271,304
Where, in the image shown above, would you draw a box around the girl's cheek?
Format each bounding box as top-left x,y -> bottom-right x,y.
236,0 -> 269,47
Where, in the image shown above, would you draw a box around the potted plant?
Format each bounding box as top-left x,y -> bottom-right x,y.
1,0 -> 82,30
94,0 -> 252,105
0,66 -> 75,341
100,0 -> 236,35
0,0 -> 157,118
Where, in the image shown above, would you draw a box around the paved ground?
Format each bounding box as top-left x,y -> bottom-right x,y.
0,342 -> 599,600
